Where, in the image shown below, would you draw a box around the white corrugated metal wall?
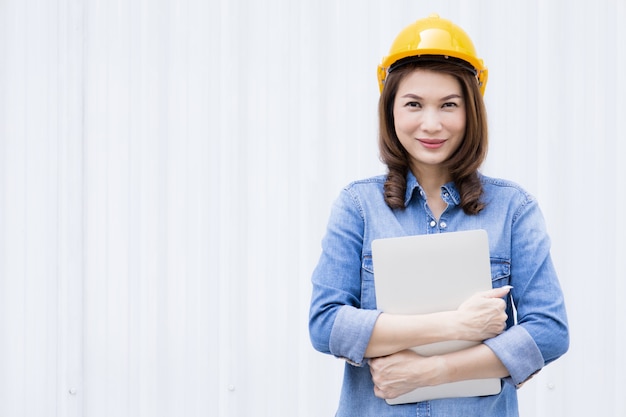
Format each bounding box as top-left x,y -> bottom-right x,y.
0,0 -> 624,416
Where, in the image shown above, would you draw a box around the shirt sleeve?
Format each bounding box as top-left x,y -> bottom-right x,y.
308,188 -> 381,366
486,196 -> 569,386
330,306 -> 381,366
484,325 -> 544,386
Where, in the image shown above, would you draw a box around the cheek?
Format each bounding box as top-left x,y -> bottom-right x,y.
392,110 -> 413,135
458,111 -> 467,130
448,114 -> 466,136
457,123 -> 467,138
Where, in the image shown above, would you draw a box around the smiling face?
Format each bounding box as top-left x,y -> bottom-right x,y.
392,69 -> 466,179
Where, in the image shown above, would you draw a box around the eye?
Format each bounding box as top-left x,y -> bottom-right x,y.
405,101 -> 422,108
442,102 -> 459,109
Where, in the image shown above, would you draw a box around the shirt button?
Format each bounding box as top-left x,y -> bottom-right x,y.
440,222 -> 447,228
429,220 -> 437,227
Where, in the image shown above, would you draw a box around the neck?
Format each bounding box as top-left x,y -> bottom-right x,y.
411,164 -> 451,196
411,165 -> 451,221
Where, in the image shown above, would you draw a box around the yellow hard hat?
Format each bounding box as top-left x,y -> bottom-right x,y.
377,14 -> 488,95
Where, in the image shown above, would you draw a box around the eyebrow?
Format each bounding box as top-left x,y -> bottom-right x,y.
400,93 -> 463,100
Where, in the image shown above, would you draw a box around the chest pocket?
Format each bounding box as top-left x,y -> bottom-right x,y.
490,258 -> 511,287
360,254 -> 377,310
490,258 -> 515,326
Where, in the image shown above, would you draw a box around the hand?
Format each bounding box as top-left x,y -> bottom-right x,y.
455,286 -> 511,341
369,350 -> 440,399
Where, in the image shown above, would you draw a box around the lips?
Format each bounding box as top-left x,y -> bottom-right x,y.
417,139 -> 446,149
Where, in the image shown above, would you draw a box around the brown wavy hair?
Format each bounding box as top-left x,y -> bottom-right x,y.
378,59 -> 488,214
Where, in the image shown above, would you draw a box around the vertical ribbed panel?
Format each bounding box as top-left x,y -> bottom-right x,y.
1,1 -> 625,416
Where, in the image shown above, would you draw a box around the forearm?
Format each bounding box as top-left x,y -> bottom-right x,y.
369,344 -> 509,399
364,310 -> 459,358
435,343 -> 509,385
365,287 -> 510,358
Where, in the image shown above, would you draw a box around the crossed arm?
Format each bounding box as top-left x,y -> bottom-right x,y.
366,286 -> 511,400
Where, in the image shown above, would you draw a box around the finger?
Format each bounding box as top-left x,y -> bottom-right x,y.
483,285 -> 512,299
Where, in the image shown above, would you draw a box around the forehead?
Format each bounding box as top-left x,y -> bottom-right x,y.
396,68 -> 462,96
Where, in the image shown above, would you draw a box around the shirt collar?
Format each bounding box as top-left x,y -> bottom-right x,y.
404,171 -> 462,207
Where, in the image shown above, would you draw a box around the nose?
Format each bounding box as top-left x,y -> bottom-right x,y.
420,108 -> 442,133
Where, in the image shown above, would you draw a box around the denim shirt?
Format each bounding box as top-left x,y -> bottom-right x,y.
308,172 -> 569,417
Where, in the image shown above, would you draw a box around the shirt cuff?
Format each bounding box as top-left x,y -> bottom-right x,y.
329,306 -> 381,367
484,325 -> 545,386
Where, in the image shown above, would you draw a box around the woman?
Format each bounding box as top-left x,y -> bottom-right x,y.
308,14 -> 569,416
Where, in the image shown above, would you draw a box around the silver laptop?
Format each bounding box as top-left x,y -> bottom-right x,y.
371,229 -> 501,404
